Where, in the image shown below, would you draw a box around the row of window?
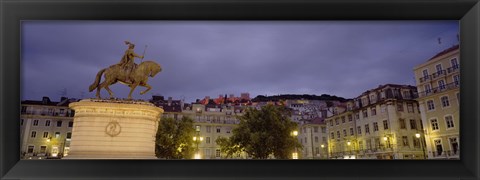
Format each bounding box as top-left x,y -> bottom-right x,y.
430,115 -> 456,131
30,131 -> 72,139
355,89 -> 415,109
421,58 -> 459,79
330,103 -> 417,127
331,119 -> 418,139
21,119 -> 73,128
332,136 -> 421,152
426,95 -> 457,111
300,126 -> 327,134
423,75 -> 460,92
196,125 -> 232,134
300,136 -> 327,144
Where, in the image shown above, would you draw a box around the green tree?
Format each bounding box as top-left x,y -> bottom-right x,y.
155,116 -> 195,159
216,104 -> 302,159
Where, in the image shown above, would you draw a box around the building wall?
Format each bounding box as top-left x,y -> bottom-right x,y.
326,85 -> 425,159
162,103 -> 246,159
297,123 -> 328,159
413,46 -> 460,159
20,104 -> 74,159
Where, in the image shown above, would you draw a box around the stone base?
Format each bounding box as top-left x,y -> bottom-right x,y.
65,99 -> 163,159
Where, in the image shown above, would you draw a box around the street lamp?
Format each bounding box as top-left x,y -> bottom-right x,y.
415,133 -> 426,159
321,144 -> 327,159
292,130 -> 298,159
193,125 -> 203,159
383,135 -> 391,148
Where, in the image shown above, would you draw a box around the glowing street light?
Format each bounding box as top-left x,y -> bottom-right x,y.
292,130 -> 298,159
416,132 -> 426,159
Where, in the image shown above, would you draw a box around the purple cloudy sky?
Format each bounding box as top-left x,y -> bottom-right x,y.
21,21 -> 459,102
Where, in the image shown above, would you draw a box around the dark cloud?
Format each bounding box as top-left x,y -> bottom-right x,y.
21,21 -> 459,102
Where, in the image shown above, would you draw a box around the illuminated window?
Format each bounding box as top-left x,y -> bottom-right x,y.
55,132 -> 60,138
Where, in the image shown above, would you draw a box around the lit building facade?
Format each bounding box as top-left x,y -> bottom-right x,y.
413,45 -> 460,159
326,84 -> 425,159
297,118 -> 329,159
20,97 -> 76,159
152,96 -> 246,159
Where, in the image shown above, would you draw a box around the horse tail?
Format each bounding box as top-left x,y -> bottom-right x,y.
89,68 -> 106,92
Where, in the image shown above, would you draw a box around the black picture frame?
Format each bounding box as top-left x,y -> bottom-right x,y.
1,0 -> 479,179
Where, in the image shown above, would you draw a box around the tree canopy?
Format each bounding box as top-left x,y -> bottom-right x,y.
216,104 -> 302,159
155,116 -> 195,159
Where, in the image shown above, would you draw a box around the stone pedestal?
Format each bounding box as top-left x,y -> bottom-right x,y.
65,99 -> 163,159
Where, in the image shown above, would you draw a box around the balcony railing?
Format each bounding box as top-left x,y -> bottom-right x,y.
419,65 -> 459,83
418,82 -> 459,97
21,111 -> 74,117
429,150 -> 459,158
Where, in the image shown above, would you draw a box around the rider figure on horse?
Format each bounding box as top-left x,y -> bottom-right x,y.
117,41 -> 144,83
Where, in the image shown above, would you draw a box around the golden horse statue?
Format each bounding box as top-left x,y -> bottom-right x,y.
89,61 -> 162,99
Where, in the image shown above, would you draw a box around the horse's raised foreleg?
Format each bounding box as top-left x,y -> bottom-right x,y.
128,83 -> 139,100
140,82 -> 152,95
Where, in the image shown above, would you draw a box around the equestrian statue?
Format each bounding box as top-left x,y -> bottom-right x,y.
89,41 -> 162,100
